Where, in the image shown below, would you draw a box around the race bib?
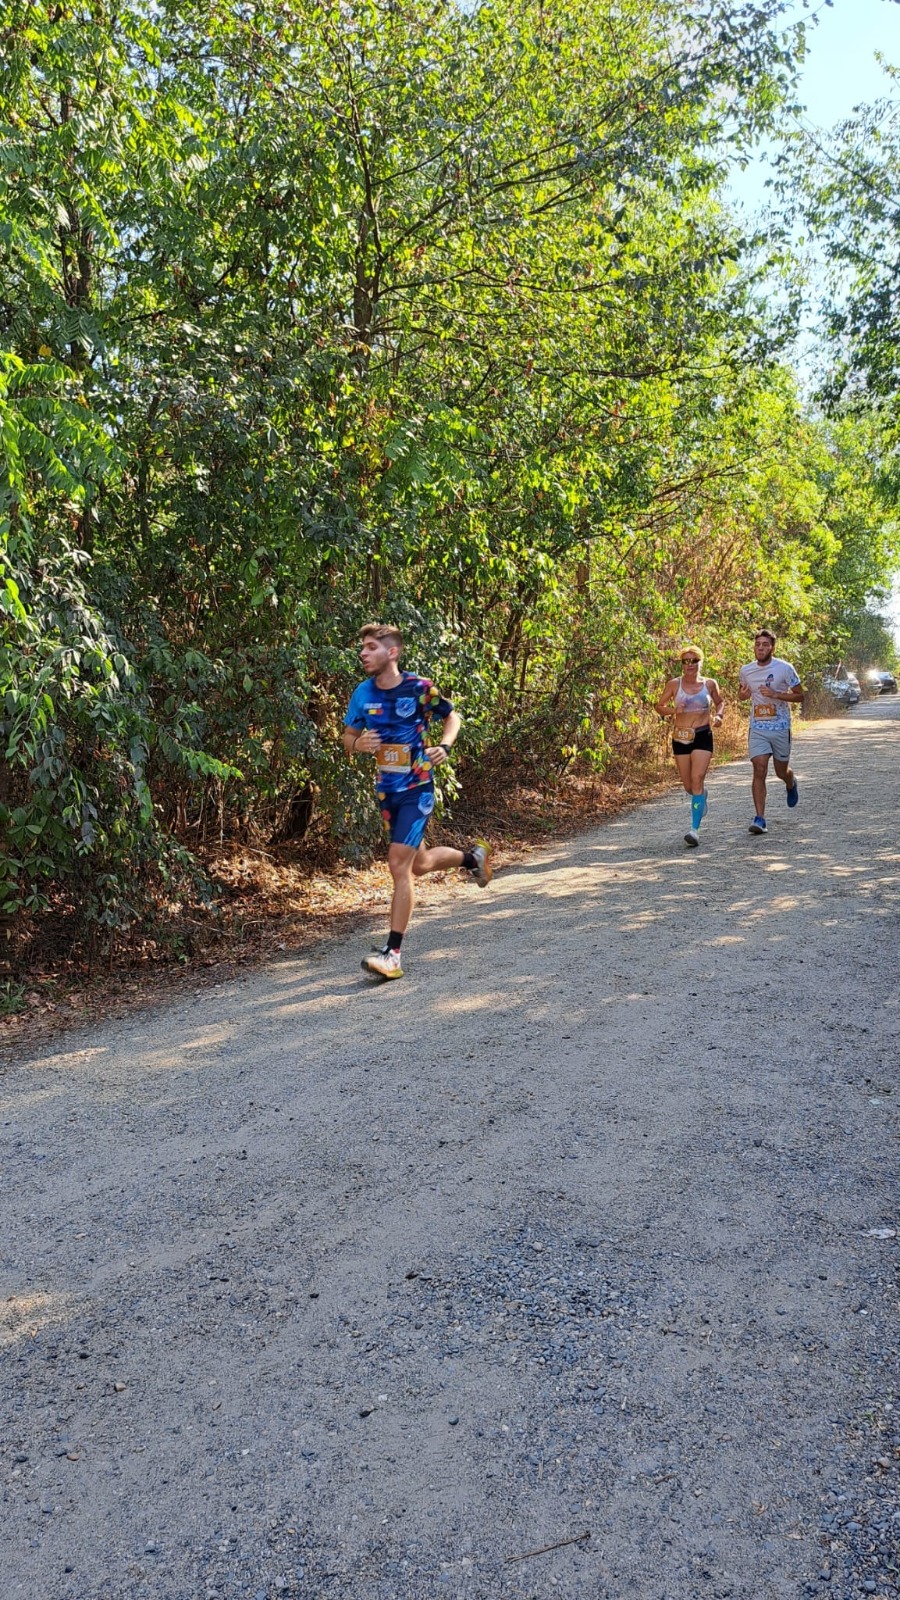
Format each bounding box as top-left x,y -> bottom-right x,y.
375,742 -> 412,773
753,703 -> 776,720
673,726 -> 696,744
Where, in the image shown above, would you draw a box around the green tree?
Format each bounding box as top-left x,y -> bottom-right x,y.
6,0 -> 896,967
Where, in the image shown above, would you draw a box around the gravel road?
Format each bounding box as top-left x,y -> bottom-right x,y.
2,699 -> 899,1600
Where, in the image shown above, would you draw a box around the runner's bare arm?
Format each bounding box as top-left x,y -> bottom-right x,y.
738,679 -> 751,700
425,710 -> 462,766
708,679 -> 725,724
655,679 -> 677,716
343,725 -> 382,758
759,682 -> 805,703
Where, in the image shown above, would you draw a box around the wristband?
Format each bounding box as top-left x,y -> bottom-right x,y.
439,742 -> 452,755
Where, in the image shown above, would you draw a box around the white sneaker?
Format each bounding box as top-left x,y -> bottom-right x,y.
470,840 -> 493,887
684,829 -> 699,848
362,948 -> 404,980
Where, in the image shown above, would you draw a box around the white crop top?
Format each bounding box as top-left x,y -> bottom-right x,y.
674,678 -> 712,713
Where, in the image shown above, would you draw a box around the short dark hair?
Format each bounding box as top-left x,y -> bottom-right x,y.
754,628 -> 777,644
360,622 -> 404,653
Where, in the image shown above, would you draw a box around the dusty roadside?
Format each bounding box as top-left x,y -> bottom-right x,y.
1,700 -> 898,1600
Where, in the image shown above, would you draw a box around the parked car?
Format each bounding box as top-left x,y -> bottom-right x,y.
865,668 -> 898,694
846,672 -> 861,703
824,673 -> 858,706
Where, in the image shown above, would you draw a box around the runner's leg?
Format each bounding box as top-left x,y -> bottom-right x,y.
362,835 -> 418,978
690,747 -> 713,794
387,841 -> 418,933
385,816 -> 489,933
673,751 -> 693,794
751,754 -> 770,818
773,755 -> 795,791
412,844 -> 466,876
690,748 -> 713,829
364,796 -> 439,979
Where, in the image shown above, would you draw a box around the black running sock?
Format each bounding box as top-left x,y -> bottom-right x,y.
461,849 -> 478,871
387,931 -> 403,952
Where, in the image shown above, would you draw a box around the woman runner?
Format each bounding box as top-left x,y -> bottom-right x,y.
655,646 -> 725,847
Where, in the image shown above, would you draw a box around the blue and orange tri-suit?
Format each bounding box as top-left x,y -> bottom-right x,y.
344,672 -> 454,848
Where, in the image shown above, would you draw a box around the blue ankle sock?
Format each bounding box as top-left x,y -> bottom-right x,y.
691,794 -> 704,831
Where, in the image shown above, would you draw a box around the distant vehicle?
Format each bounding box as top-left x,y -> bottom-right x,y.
865,668 -> 898,694
823,673 -> 858,706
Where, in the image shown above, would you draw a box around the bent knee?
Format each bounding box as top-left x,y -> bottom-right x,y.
388,851 -> 416,881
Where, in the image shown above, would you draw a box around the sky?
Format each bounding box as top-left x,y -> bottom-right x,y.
729,0 -> 900,643
729,0 -> 898,214
792,0 -> 897,120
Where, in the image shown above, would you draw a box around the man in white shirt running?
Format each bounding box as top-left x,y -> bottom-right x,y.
738,628 -> 804,835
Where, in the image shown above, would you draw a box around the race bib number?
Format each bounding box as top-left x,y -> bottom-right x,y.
753,702 -> 776,719
376,743 -> 412,773
673,726 -> 696,744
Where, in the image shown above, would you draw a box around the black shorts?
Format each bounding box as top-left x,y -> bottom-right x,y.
672,725 -> 714,757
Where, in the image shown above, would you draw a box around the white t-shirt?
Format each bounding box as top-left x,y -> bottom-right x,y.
739,657 -> 801,732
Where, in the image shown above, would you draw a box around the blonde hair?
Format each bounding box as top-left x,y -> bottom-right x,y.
360,623 -> 404,653
680,644 -> 704,665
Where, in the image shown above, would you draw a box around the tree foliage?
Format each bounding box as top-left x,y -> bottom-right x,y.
788,66 -> 900,666
1,0 -> 898,962
799,69 -> 900,421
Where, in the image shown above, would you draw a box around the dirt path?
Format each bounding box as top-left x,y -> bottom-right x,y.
2,701 -> 899,1600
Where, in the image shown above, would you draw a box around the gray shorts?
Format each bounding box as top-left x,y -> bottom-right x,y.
748,725 -> 792,763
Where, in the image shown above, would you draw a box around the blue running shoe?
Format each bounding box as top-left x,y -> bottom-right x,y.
748,816 -> 767,834
786,779 -> 799,808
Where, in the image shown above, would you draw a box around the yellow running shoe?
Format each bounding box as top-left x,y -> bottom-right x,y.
362,949 -> 404,980
471,840 -> 492,887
